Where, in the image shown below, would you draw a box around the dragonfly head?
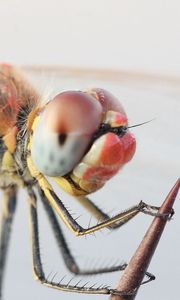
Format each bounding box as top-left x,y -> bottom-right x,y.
31,91 -> 102,176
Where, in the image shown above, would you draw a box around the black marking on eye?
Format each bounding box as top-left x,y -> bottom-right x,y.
58,133 -> 67,145
59,158 -> 65,166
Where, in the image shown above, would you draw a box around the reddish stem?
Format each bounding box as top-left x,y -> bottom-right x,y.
110,178 -> 180,300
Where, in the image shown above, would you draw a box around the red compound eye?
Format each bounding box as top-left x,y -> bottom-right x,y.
121,132 -> 136,163
45,91 -> 102,136
99,133 -> 125,166
88,88 -> 127,119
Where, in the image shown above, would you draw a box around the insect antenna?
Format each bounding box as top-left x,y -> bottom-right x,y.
127,118 -> 155,129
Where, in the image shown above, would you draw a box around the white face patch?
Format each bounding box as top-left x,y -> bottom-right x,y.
31,115 -> 92,177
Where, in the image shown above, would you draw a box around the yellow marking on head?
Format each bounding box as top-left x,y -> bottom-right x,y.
3,127 -> 18,153
53,176 -> 87,196
2,150 -> 15,171
26,107 -> 42,132
27,115 -> 40,154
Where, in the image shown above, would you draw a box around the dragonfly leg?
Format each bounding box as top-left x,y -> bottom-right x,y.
27,157 -> 173,235
75,195 -> 174,227
39,178 -> 173,236
75,195 -> 122,229
28,188 -> 140,296
0,186 -> 17,299
39,188 -> 127,275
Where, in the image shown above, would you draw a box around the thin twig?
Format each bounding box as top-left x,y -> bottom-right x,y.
110,178 -> 180,300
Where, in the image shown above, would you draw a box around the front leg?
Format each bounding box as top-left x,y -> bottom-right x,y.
37,173 -> 172,236
27,154 -> 173,236
75,195 -> 173,229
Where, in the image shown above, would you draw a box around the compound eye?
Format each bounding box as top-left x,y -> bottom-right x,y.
31,91 -> 102,176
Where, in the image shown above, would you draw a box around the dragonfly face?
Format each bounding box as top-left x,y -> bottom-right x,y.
1,64 -> 171,299
30,88 -> 136,195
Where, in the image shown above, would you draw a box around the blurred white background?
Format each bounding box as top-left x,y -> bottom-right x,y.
0,1 -> 179,300
0,0 -> 180,76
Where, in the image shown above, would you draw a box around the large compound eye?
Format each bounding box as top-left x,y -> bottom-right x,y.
31,91 -> 102,176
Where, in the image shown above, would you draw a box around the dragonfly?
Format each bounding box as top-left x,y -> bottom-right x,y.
0,63 -> 170,299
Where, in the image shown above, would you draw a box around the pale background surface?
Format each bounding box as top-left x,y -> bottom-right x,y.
0,0 -> 180,76
0,1 -> 180,300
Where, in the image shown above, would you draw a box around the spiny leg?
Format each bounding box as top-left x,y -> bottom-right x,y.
40,189 -> 155,283
75,195 -> 111,221
39,188 -> 127,275
75,195 -> 134,229
27,157 -> 172,236
75,193 -> 174,224
0,186 -> 17,299
39,188 -> 155,284
75,196 -> 173,229
38,177 -> 172,236
28,187 -> 137,296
